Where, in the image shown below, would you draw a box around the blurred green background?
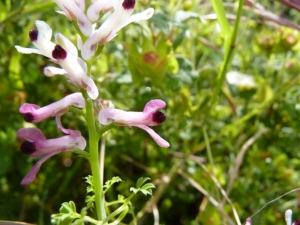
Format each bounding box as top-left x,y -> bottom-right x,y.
1,0 -> 300,224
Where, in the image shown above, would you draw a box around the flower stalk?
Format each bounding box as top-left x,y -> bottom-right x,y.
83,90 -> 106,220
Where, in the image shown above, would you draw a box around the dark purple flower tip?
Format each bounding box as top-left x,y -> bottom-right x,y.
20,141 -> 36,155
52,45 -> 67,59
29,30 -> 38,42
152,111 -> 166,124
294,219 -> 300,225
24,113 -> 34,122
122,0 -> 135,10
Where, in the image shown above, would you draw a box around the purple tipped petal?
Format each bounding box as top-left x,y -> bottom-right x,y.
18,128 -> 86,156
135,124 -> 170,148
98,99 -> 169,147
98,100 -> 167,126
19,93 -> 85,123
21,150 -> 61,185
32,21 -> 56,59
52,48 -> 98,99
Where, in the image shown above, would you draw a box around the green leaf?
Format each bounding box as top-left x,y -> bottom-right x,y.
130,177 -> 155,196
85,195 -> 95,210
84,175 -> 94,194
51,201 -> 81,225
136,177 -> 151,189
103,176 -> 122,193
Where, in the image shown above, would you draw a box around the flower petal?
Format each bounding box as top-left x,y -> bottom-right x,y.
54,0 -> 92,36
98,99 -> 167,126
15,46 -> 45,56
87,1 -> 113,22
17,128 -> 46,142
51,42 -> 99,99
98,108 -> 144,125
44,66 -> 67,77
143,99 -> 166,117
55,116 -> 83,136
55,33 -> 78,57
21,150 -> 61,185
106,8 -> 154,42
32,21 -> 56,58
135,124 -> 170,148
19,93 -> 85,123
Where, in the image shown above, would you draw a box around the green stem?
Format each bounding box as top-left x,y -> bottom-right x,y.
206,0 -> 245,119
83,91 -> 106,220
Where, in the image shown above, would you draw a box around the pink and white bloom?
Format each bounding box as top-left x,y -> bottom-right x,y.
81,0 -> 154,60
54,0 -> 93,36
50,34 -> 99,99
98,99 -> 169,148
19,93 -> 85,123
17,128 -> 86,185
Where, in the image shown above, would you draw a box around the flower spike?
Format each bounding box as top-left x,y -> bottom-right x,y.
17,128 -> 86,185
19,93 -> 85,123
82,0 -> 154,60
98,100 -> 169,148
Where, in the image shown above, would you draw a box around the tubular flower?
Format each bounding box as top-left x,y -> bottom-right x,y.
51,34 -> 99,99
81,0 -> 154,60
54,0 -> 93,36
15,20 -> 56,59
98,99 -> 169,148
19,93 -> 85,123
17,128 -> 86,185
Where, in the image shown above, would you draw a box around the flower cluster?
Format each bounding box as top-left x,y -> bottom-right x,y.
16,0 -> 169,185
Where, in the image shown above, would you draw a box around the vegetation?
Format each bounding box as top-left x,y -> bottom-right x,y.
1,0 -> 300,224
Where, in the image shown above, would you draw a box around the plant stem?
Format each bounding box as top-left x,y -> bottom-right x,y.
83,91 -> 106,220
206,0 -> 245,118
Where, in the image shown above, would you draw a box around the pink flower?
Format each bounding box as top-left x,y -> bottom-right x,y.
98,99 -> 169,148
81,0 -> 154,60
17,128 -> 86,185
19,93 -> 85,123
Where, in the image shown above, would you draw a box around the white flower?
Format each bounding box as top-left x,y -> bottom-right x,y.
81,0 -> 154,60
